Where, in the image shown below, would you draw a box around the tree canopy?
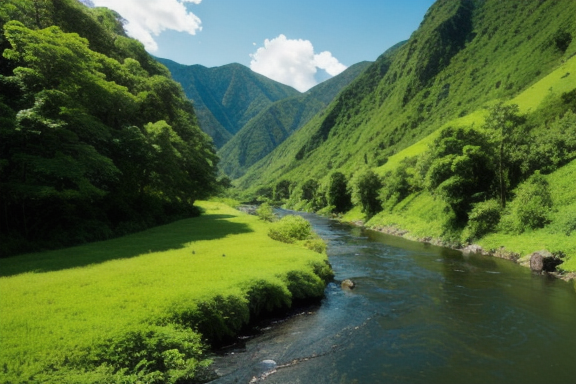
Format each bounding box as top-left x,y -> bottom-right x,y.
0,1 -> 218,256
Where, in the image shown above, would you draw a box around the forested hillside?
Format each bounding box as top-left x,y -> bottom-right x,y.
156,58 -> 300,148
0,0 -> 218,256
218,61 -> 372,178
235,0 -> 576,269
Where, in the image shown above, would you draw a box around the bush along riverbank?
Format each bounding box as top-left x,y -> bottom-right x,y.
0,201 -> 333,384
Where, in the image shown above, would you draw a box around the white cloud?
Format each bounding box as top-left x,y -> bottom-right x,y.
250,34 -> 347,92
313,51 -> 348,76
91,0 -> 202,52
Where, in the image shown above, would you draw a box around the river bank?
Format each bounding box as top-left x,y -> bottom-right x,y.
343,217 -> 576,282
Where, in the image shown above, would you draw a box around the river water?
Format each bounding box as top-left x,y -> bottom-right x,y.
209,211 -> 576,384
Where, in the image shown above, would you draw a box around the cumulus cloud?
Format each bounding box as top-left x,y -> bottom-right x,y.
91,0 -> 202,52
250,34 -> 347,92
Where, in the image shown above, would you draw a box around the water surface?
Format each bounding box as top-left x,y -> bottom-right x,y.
210,212 -> 576,384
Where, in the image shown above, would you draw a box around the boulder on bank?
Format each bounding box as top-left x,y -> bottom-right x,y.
530,250 -> 563,273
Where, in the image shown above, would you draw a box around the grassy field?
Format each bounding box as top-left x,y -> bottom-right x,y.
0,201 -> 331,384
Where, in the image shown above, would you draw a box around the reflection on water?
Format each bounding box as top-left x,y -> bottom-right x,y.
210,212 -> 576,384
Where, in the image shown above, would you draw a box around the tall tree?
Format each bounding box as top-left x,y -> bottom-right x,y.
483,103 -> 525,209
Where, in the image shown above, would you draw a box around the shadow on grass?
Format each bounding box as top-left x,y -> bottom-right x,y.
0,214 -> 253,278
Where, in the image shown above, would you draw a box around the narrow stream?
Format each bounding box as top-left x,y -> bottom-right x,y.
209,211 -> 576,384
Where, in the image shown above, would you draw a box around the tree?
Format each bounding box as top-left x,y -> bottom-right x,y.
423,126 -> 495,224
301,179 -> 319,201
327,171 -> 352,213
274,180 -> 291,201
483,103 -> 525,209
0,16 -> 218,255
350,168 -> 383,217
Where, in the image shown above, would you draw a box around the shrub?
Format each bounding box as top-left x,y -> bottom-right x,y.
547,204 -> 576,236
499,171 -> 552,234
89,324 -> 209,384
303,237 -> 327,254
462,199 -> 501,241
268,215 -> 312,243
256,202 -> 276,222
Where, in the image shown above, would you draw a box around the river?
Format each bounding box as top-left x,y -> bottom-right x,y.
209,211 -> 576,384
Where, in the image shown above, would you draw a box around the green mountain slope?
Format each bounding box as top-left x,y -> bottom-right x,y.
218,61 -> 372,179
234,0 -> 576,270
156,58 -> 300,147
237,0 -> 576,191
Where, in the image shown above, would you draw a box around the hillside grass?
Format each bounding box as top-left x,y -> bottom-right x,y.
376,55 -> 576,176
365,160 -> 576,273
0,201 -> 331,383
478,159 -> 576,271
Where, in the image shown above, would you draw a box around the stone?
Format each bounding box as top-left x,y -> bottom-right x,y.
341,279 -> 356,290
462,244 -> 483,255
529,250 -> 562,273
530,252 -> 544,272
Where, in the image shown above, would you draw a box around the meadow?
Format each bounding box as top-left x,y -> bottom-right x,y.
0,201 -> 332,383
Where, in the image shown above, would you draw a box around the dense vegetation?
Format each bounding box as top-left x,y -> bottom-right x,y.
0,0 -> 219,257
0,201 -> 332,383
156,58 -> 300,148
230,0 -> 576,270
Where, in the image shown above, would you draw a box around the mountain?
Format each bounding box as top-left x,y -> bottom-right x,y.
155,58 -> 300,147
237,0 -> 576,191
234,0 -> 576,270
217,61 -> 372,179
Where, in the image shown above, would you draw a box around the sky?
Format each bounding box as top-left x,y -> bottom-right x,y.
89,0 -> 436,92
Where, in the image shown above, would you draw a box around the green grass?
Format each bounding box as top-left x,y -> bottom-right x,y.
478,159 -> 576,271
365,192 -> 454,243
0,201 -> 331,383
376,55 -> 576,177
367,161 -> 576,273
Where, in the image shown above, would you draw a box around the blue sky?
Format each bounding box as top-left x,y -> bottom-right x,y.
90,0 -> 435,91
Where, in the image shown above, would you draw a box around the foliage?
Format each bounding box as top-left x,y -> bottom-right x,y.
350,168 -> 383,217
0,2 -> 218,256
88,325 -> 208,384
256,202 -> 276,222
462,199 -> 501,242
523,110 -> 576,174
327,171 -> 352,213
499,172 -> 553,234
380,157 -> 416,210
421,126 -> 495,223
302,237 -> 327,254
301,178 -> 319,201
482,103 -> 527,209
274,179 -> 292,201
268,215 -> 312,244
